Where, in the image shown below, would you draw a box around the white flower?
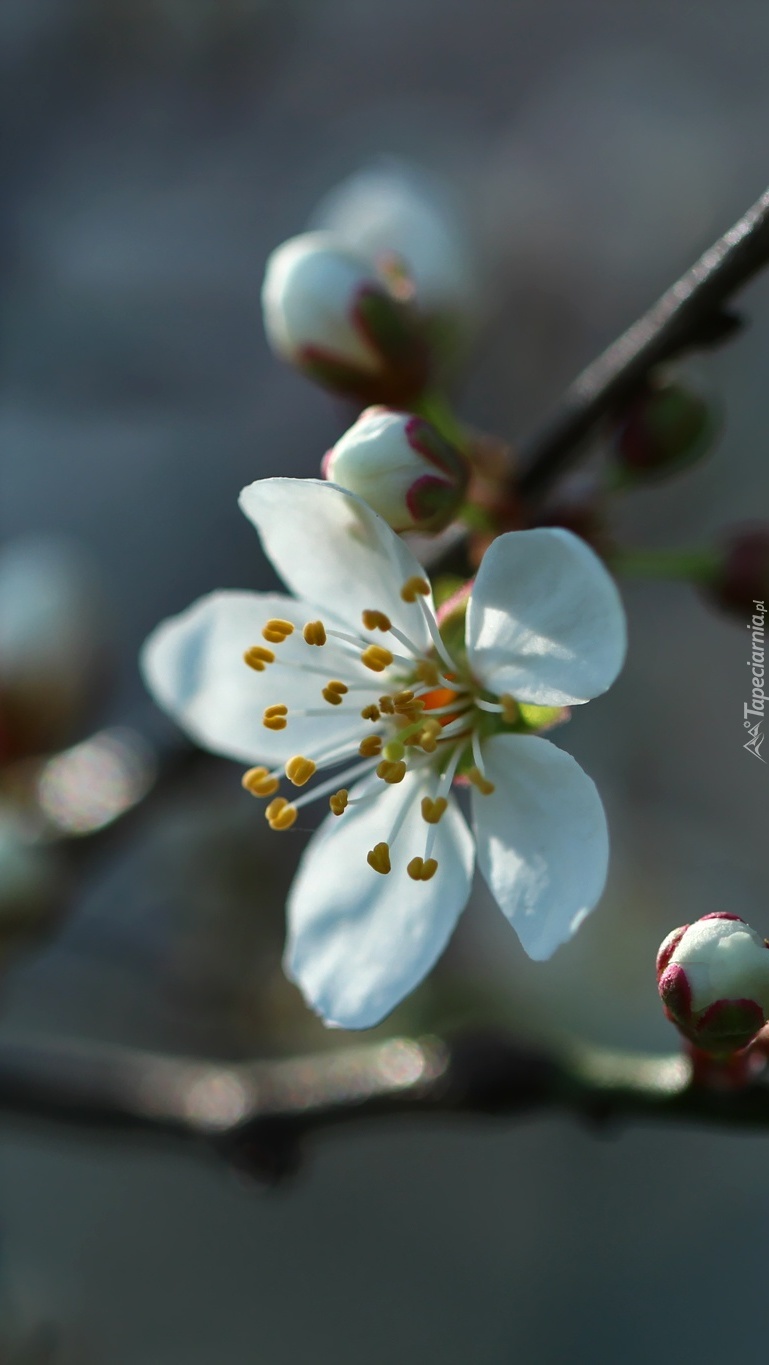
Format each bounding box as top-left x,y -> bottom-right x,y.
323,406 -> 467,532
142,479 -> 626,1029
261,232 -> 426,403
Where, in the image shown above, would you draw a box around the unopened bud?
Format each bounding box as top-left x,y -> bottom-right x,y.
261,232 -> 428,405
612,378 -> 715,480
657,913 -> 769,1055
703,525 -> 769,617
323,406 -> 468,532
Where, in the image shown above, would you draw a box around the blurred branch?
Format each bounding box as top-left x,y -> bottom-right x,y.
0,1030 -> 768,1180
518,184 -> 769,500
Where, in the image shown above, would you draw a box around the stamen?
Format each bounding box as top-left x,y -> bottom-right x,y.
244,645 -> 275,671
400,576 -> 430,603
263,704 -> 288,731
321,679 -> 349,706
421,796 -> 447,824
361,645 -> 394,672
376,758 -> 407,784
415,660 -> 440,687
367,842 -> 391,875
476,693 -> 519,723
329,790 -> 348,816
407,856 -> 438,881
416,595 -> 459,673
471,730 -> 487,777
242,766 -> 280,798
362,609 -> 392,631
285,755 -> 317,787
265,798 -> 298,831
291,758 -> 378,814
468,766 -> 495,796
361,704 -> 381,722
359,735 -> 383,758
262,618 -> 294,644
303,620 -> 327,646
379,695 -> 395,715
419,719 -> 442,753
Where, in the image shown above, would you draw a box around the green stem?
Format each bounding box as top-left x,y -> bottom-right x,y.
414,390 -> 467,452
612,547 -> 718,583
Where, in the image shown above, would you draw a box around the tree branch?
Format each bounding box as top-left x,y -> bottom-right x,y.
518,185 -> 769,500
0,1030 -> 767,1180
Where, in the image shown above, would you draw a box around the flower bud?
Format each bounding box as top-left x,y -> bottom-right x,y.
703,525 -> 769,617
261,232 -> 428,405
323,406 -> 468,533
657,913 -> 769,1054
611,377 -> 715,480
0,536 -> 108,760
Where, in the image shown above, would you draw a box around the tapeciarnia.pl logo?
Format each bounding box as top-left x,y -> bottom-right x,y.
744,599 -> 766,762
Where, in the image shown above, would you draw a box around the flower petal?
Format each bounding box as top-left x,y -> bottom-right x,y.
466,528 -> 626,706
472,733 -> 609,960
285,770 -> 474,1028
141,590 -> 369,764
238,479 -> 433,651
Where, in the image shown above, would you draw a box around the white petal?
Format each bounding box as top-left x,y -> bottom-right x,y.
466,528 -> 626,706
285,770 -> 474,1029
141,591 -> 370,765
238,478 -> 434,651
261,232 -> 381,371
472,733 -> 609,960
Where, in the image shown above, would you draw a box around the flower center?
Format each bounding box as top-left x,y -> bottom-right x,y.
238,583 -> 558,883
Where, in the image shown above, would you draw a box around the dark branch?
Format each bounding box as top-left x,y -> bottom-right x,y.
518,185 -> 769,500
0,1030 -> 768,1181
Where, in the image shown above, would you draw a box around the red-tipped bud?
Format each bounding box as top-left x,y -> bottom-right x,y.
657,914 -> 769,1055
323,407 -> 468,533
261,233 -> 428,405
703,525 -> 769,618
612,378 -> 715,480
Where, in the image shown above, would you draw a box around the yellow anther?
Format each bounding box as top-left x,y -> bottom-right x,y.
265,798 -> 298,831
362,609 -> 392,632
376,759 -> 407,784
367,842 -> 391,875
379,695 -> 395,714
400,576 -> 430,603
241,766 -> 280,798
303,620 -> 327,646
407,856 -> 438,882
244,645 -> 275,671
468,766 -> 496,796
394,697 -> 424,717
359,735 -> 383,758
383,739 -> 405,761
500,693 -> 518,724
419,719 -> 442,753
262,618 -> 294,643
285,755 -> 317,787
421,797 -> 448,825
415,659 -> 440,686
329,789 -> 349,816
361,645 -> 394,673
393,690 -> 414,705
361,704 -> 381,722
263,703 -> 288,731
321,679 -> 348,706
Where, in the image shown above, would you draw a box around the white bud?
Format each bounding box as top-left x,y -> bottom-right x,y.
657,914 -> 769,1053
323,407 -> 467,533
312,160 -> 481,326
262,232 -> 382,373
0,536 -> 107,758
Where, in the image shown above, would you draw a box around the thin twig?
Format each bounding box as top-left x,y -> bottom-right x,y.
0,1030 -> 766,1181
518,185 -> 769,500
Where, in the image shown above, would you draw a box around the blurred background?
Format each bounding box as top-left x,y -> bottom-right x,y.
1,0 -> 768,1359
